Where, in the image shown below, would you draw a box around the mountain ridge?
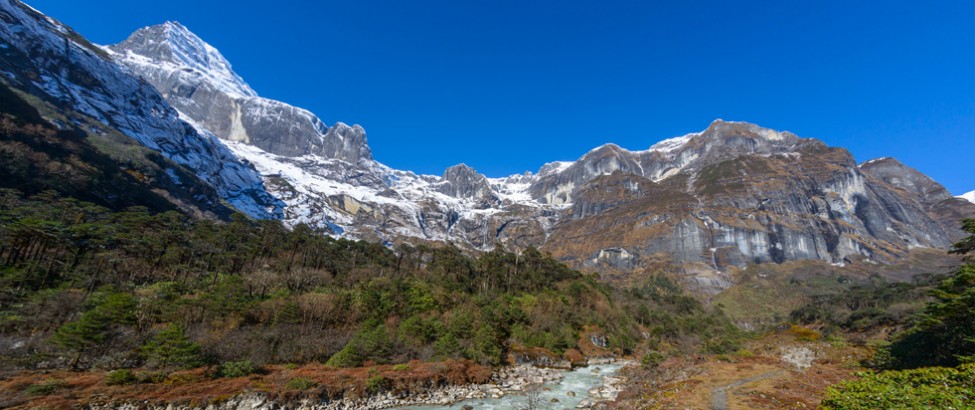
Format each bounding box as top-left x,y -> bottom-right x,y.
102,19 -> 975,291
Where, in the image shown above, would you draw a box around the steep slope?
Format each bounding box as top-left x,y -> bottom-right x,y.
0,0 -> 282,219
100,17 -> 974,292
106,21 -> 560,246
0,80 -> 236,217
544,124 -> 975,292
106,21 -> 370,162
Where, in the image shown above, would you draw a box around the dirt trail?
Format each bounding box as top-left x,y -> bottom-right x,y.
710,370 -> 786,410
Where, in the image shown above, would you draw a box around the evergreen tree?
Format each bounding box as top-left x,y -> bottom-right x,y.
885,220 -> 975,368
52,310 -> 108,368
141,323 -> 203,369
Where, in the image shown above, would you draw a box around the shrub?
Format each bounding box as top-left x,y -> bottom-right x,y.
25,379 -> 66,396
705,337 -> 741,354
285,377 -> 317,390
641,350 -> 666,368
734,348 -> 755,357
787,324 -> 821,341
217,360 -> 258,378
365,375 -> 390,394
326,345 -> 362,368
821,364 -> 975,409
138,371 -> 169,384
105,369 -> 137,385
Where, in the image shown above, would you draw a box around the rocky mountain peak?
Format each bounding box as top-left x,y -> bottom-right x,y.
859,157 -> 953,203
111,21 -> 255,97
439,163 -> 491,199
695,119 -> 800,150
109,24 -> 373,162
323,122 -> 372,163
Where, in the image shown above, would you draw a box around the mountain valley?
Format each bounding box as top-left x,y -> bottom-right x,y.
1,1 -> 974,408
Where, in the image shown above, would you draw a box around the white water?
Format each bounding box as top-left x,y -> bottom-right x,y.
397,363 -> 624,410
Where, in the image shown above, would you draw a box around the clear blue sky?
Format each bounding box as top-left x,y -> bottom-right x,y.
27,0 -> 975,194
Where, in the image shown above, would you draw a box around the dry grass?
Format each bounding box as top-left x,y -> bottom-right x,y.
0,359 -> 491,409
611,333 -> 869,410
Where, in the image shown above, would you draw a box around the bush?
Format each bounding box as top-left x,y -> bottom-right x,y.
138,371 -> 169,384
105,369 -> 137,385
365,375 -> 390,394
734,348 -> 755,357
821,364 -> 975,409
787,324 -> 821,342
641,350 -> 666,368
326,345 -> 362,368
217,360 -> 258,378
25,379 -> 66,396
285,377 -> 317,390
705,337 -> 741,354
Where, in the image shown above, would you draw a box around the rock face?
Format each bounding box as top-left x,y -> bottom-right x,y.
20,5 -> 969,291
0,1 -> 282,218
106,21 -> 371,163
544,123 -> 974,291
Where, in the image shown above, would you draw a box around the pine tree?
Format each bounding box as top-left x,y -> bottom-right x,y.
885,220 -> 975,368
141,323 -> 203,369
52,310 -> 108,368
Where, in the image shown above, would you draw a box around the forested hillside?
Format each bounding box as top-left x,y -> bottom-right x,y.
0,187 -> 740,373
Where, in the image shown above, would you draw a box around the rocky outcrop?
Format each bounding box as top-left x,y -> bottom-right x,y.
438,163 -> 494,201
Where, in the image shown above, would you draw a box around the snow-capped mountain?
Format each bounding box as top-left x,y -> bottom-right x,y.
105,21 -> 567,248
959,190 -> 975,204
105,22 -> 370,162
104,20 -> 975,289
102,22 -> 975,297
4,1 -> 972,294
0,0 -> 282,218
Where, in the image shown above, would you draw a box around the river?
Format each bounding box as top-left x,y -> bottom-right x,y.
396,363 -> 625,410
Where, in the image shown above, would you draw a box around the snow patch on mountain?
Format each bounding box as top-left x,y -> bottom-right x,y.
105,21 -> 255,97
959,190 -> 975,204
647,133 -> 696,154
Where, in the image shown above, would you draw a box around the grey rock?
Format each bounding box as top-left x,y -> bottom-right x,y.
107,22 -> 372,163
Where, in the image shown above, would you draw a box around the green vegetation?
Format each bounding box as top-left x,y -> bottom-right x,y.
105,369 -> 138,385
24,378 -> 66,396
821,364 -> 975,409
880,220 -> 975,370
640,350 -> 665,368
789,275 -> 934,336
0,188 -> 739,371
821,219 -> 975,408
216,360 -> 259,378
365,375 -> 390,394
140,323 -> 204,369
285,377 -> 317,390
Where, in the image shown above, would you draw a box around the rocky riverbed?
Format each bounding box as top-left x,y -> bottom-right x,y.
393,360 -> 632,410
89,360 -> 632,410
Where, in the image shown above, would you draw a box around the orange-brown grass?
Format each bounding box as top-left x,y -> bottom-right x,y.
610,333 -> 869,410
0,359 -> 491,409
